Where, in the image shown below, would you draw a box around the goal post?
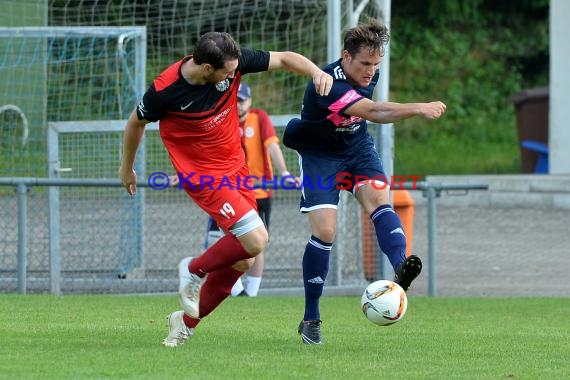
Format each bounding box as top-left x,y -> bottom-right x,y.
0,26 -> 146,293
0,26 -> 146,179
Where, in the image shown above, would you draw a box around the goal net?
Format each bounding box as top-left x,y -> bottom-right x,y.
0,26 -> 145,177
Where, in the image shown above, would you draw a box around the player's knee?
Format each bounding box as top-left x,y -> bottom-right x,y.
241,227 -> 268,256
312,225 -> 336,243
360,187 -> 390,214
250,228 -> 269,254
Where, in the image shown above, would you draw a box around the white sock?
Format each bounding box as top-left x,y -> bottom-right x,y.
245,276 -> 262,297
230,278 -> 244,296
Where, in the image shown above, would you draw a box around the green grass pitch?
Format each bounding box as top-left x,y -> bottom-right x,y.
0,294 -> 567,379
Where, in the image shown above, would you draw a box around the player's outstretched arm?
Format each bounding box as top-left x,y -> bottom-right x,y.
119,109 -> 148,196
267,51 -> 333,96
346,99 -> 447,124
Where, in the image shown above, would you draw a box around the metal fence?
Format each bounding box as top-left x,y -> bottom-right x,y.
0,177 -> 369,295
0,176 -> 487,296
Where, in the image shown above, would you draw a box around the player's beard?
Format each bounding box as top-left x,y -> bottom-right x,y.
204,70 -> 223,84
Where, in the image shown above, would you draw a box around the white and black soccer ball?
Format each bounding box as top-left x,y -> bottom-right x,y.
361,280 -> 408,326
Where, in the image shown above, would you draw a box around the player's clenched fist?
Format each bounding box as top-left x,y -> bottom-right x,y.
421,101 -> 447,120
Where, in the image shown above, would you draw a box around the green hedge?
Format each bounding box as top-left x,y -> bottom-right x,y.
389,0 -> 549,175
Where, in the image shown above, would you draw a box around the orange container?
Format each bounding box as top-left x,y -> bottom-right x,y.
393,189 -> 415,257
362,189 -> 415,281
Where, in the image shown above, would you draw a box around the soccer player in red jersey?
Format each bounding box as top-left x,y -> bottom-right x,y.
118,31 -> 332,347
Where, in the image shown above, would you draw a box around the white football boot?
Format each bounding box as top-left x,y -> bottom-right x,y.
162,311 -> 194,347
178,257 -> 206,318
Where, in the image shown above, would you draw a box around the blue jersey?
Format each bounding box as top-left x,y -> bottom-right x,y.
283,59 -> 379,155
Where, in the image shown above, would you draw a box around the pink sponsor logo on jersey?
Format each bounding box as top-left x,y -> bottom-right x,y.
327,89 -> 364,126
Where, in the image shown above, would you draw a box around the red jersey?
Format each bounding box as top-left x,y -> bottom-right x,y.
136,48 -> 271,179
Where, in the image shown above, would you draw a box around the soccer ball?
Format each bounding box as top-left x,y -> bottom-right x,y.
361,280 -> 408,326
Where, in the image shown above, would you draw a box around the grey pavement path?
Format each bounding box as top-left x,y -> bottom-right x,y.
408,204 -> 569,297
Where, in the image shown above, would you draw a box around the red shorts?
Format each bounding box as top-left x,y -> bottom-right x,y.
183,165 -> 258,232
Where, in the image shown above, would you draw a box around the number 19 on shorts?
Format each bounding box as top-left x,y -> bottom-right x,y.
220,203 -> 235,219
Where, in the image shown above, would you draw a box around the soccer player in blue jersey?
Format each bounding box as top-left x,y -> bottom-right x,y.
283,19 -> 446,345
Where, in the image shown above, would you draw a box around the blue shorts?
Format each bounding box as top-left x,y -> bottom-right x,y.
297,140 -> 387,212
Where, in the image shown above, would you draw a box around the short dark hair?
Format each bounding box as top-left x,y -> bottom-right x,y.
343,18 -> 390,58
193,32 -> 241,70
